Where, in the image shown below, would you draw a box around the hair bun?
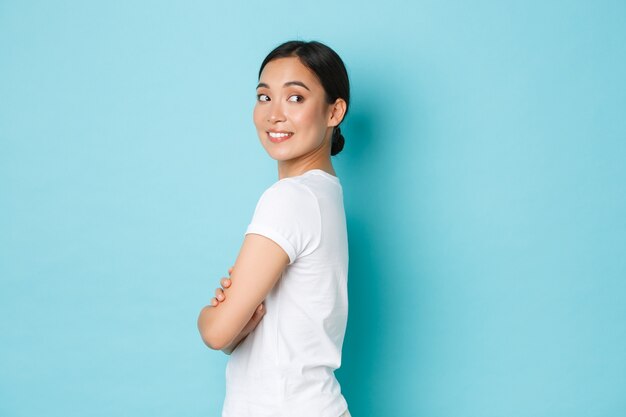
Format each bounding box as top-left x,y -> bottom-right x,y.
331,127 -> 345,156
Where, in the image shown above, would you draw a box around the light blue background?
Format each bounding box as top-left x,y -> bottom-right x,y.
1,1 -> 625,416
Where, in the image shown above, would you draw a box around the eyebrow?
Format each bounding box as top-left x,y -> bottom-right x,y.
256,81 -> 311,91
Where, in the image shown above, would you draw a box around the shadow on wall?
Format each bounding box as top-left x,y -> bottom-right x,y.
335,64 -> 430,416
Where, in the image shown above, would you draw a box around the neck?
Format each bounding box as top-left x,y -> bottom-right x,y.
278,158 -> 336,180
277,129 -> 337,180
277,144 -> 336,180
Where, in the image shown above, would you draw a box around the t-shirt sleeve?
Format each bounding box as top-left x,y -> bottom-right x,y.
245,180 -> 321,265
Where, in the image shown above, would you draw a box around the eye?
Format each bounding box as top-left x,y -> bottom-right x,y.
257,94 -> 270,102
287,95 -> 304,103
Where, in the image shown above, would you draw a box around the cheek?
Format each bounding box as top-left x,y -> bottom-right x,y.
287,105 -> 324,131
252,106 -> 263,130
252,106 -> 259,129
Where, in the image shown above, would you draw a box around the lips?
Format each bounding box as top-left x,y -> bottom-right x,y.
267,131 -> 294,143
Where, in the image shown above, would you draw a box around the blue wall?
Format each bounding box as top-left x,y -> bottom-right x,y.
1,1 -> 624,416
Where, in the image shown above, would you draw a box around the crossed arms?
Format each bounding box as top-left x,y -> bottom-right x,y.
197,233 -> 289,352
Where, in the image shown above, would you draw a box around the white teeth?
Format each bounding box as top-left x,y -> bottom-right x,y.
268,132 -> 292,138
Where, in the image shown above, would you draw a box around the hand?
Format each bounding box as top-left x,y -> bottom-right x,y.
210,266 -> 234,307
209,267 -> 266,331
210,266 -> 266,354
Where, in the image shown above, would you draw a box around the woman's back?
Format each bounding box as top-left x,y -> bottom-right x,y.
223,169 -> 349,417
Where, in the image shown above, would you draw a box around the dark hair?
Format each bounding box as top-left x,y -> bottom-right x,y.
258,40 -> 350,156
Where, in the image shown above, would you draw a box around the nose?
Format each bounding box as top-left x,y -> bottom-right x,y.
267,102 -> 286,123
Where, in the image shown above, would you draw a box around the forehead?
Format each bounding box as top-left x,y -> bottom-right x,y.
258,57 -> 321,89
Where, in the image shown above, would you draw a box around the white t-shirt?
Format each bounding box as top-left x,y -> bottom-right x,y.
222,169 -> 349,417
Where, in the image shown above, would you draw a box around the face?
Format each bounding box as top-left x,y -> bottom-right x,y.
253,57 -> 340,163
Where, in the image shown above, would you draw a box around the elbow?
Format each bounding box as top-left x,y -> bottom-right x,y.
198,327 -> 223,351
201,334 -> 227,351
197,306 -> 232,351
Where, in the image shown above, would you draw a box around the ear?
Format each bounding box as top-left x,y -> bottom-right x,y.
327,98 -> 347,128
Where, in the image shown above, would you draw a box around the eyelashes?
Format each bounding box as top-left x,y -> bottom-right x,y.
288,95 -> 304,103
256,94 -> 304,103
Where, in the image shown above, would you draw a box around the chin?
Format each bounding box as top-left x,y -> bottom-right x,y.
264,149 -> 294,162
260,142 -> 295,162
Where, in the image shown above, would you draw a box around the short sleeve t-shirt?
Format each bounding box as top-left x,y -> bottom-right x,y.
222,169 -> 350,417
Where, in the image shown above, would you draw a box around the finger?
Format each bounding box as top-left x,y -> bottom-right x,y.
215,288 -> 225,301
228,266 -> 234,275
221,277 -> 231,288
210,297 -> 218,307
253,308 -> 266,324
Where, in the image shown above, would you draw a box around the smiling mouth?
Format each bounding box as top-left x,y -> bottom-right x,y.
267,131 -> 294,143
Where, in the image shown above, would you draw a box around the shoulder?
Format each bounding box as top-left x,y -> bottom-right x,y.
250,178 -> 322,238
248,178 -> 322,263
257,178 -> 320,212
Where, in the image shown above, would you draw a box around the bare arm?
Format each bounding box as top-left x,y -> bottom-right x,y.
219,303 -> 265,355
204,268 -> 266,355
197,233 -> 289,350
205,267 -> 251,354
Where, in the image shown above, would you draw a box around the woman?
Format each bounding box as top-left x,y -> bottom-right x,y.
197,40 -> 352,417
